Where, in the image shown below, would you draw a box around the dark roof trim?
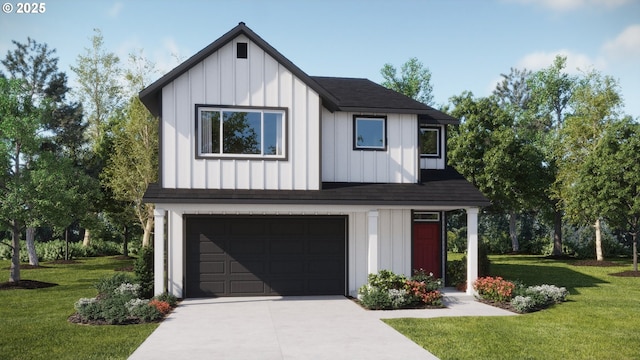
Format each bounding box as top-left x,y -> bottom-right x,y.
419,112 -> 460,125
139,22 -> 340,116
143,168 -> 490,207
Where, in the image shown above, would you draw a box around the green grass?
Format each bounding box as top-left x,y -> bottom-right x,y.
386,255 -> 640,360
0,257 -> 158,360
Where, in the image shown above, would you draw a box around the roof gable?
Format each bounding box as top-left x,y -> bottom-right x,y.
139,22 -> 339,116
139,23 -> 458,125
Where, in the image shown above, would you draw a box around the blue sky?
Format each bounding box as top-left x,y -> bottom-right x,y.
2,0 -> 639,117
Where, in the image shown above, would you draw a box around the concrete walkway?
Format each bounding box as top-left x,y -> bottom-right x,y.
128,292 -> 515,360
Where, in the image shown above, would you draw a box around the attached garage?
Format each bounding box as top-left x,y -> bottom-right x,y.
185,215 -> 347,297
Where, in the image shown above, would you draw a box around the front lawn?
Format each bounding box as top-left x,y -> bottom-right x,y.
385,255 -> 640,360
0,257 -> 158,360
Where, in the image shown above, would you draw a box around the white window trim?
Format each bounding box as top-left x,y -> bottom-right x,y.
196,106 -> 287,159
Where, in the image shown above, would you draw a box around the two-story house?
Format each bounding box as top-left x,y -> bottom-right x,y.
140,22 -> 489,299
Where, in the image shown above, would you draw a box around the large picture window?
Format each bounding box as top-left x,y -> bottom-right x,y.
198,106 -> 286,158
353,116 -> 386,150
420,126 -> 440,158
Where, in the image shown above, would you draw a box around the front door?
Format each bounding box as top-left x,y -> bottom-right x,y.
412,222 -> 441,278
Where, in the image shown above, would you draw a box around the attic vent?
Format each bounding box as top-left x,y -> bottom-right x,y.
237,42 -> 248,59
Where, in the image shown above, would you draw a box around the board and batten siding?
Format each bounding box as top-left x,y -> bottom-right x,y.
321,109 -> 419,183
161,34 -> 321,190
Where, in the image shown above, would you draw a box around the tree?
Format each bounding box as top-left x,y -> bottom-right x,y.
0,77 -> 40,281
71,29 -> 122,247
527,55 -> 577,256
102,53 -> 158,247
381,57 -> 434,105
583,118 -> 640,270
557,70 -> 623,261
448,92 -> 546,252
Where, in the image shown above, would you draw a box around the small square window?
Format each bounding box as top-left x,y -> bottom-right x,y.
237,42 -> 248,59
354,116 -> 386,150
420,127 -> 440,158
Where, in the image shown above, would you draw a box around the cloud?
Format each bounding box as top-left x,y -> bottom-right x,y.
516,49 -> 605,73
504,0 -> 632,11
108,2 -> 123,18
602,24 -> 640,61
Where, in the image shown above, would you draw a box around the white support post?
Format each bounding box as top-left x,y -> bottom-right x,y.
367,210 -> 379,275
153,207 -> 166,296
466,207 -> 479,295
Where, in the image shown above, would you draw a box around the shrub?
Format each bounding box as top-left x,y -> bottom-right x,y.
95,273 -> 134,297
149,299 -> 172,315
153,292 -> 178,307
446,260 -> 466,287
411,269 -> 443,291
130,302 -> 163,322
510,295 -> 537,313
473,276 -> 515,302
528,284 -> 568,304
367,269 -> 406,290
134,246 -> 154,299
405,280 -> 443,307
358,285 -> 393,310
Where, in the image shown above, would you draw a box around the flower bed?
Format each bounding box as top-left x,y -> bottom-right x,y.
70,273 -> 178,325
474,276 -> 568,313
357,269 -> 444,310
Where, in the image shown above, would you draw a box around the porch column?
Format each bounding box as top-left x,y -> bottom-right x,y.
466,207 -> 479,295
367,210 -> 379,274
153,207 -> 166,296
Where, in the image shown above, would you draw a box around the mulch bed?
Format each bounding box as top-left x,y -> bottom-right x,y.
476,298 -> 519,313
571,260 -> 624,267
0,280 -> 58,290
609,270 -> 640,277
67,313 -> 146,326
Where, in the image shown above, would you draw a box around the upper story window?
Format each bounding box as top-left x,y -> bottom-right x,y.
197,106 -> 286,159
353,115 -> 387,150
420,126 -> 441,158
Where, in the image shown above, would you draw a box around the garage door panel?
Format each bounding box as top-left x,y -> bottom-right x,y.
199,261 -> 225,274
230,260 -> 265,274
229,238 -> 266,254
186,216 -> 346,297
231,280 -> 266,294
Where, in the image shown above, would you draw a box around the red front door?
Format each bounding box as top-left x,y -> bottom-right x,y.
412,222 -> 441,278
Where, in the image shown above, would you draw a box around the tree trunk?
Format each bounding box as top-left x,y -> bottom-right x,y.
10,221 -> 20,283
633,232 -> 638,272
594,218 -> 603,261
82,228 -> 91,247
65,227 -> 70,261
26,226 -> 38,266
142,217 -> 153,247
552,210 -> 563,256
509,211 -> 519,252
123,225 -> 129,257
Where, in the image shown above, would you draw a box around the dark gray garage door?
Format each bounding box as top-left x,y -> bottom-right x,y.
185,216 -> 347,297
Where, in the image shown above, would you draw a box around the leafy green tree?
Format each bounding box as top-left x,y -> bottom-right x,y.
0,77 -> 40,281
582,118 -> 640,270
71,29 -> 122,247
448,92 -> 546,252
102,54 -> 158,247
381,57 -> 434,105
557,70 -> 623,260
527,55 -> 578,256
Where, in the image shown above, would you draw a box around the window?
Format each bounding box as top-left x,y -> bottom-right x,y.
237,42 -> 248,59
353,116 -> 386,150
420,126 -> 440,158
197,106 -> 286,158
414,212 -> 440,222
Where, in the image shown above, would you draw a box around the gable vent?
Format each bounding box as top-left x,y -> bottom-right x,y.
237,42 -> 248,59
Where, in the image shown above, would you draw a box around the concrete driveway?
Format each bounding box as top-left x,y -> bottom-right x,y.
128,295 -> 439,360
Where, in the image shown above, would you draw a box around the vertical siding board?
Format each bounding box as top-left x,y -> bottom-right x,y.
264,54 -> 279,106
219,43 -> 234,105
307,89 -> 320,190
189,63 -> 206,188
378,210 -> 392,271
292,78 -> 308,189
278,66 -> 293,190
391,210 -> 407,276
174,74 -> 191,188
321,109 -> 335,182
162,83 -> 176,188
353,212 -> 368,296
249,41 -> 264,107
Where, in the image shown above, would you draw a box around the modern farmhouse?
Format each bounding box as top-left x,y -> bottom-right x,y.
140,22 -> 489,298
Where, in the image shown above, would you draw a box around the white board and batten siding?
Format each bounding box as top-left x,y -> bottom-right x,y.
161,34 -> 321,191
321,109 -> 419,183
